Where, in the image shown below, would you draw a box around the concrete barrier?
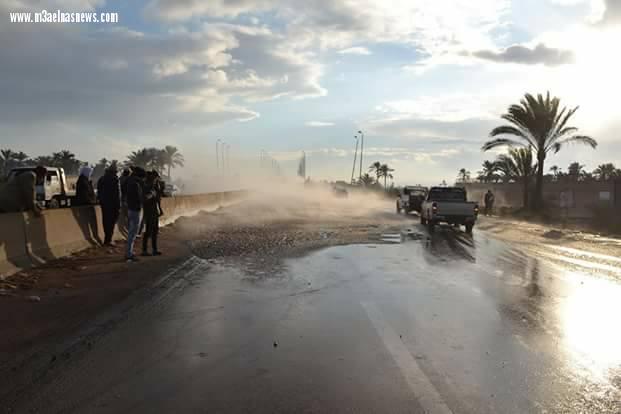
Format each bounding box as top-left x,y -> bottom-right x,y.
0,212 -> 29,276
0,191 -> 248,276
25,206 -> 102,264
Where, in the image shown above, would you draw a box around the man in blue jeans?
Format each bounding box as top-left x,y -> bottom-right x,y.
124,167 -> 145,262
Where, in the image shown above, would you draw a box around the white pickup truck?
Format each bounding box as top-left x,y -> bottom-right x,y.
8,166 -> 76,208
420,186 -> 479,233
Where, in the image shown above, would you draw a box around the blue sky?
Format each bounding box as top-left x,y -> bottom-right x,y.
1,0 -> 620,185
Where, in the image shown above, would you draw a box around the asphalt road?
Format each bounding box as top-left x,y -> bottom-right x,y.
12,216 -> 621,413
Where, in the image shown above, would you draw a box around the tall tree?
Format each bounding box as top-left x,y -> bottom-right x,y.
32,155 -> 55,166
592,163 -> 620,181
358,173 -> 376,186
161,146 -> 185,179
457,168 -> 471,183
549,165 -> 561,181
52,150 -> 82,174
496,148 -> 536,208
368,161 -> 382,180
567,162 -> 587,181
126,148 -> 152,169
0,149 -> 15,176
378,164 -> 395,189
482,92 -> 596,210
13,151 -> 29,166
477,160 -> 499,183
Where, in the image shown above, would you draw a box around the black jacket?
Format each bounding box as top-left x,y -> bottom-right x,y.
75,175 -> 96,206
97,172 -> 121,210
125,175 -> 143,212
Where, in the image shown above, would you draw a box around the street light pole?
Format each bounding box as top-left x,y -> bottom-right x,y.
351,135 -> 359,184
226,144 -> 230,175
220,141 -> 227,175
216,139 -> 221,173
358,130 -> 364,181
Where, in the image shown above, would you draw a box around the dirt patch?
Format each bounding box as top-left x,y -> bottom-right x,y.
477,216 -> 621,257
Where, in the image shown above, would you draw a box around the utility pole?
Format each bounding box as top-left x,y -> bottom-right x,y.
216,139 -> 221,173
358,130 -> 364,181
225,144 -> 230,175
351,135 -> 359,184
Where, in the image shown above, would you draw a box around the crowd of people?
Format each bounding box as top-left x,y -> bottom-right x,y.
0,164 -> 166,262
97,165 -> 166,262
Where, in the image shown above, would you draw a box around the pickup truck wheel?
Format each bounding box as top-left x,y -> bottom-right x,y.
46,198 -> 60,209
465,223 -> 473,234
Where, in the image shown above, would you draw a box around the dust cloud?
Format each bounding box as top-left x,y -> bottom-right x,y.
171,177 -> 402,261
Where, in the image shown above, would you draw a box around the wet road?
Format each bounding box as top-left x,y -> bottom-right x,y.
13,221 -> 621,413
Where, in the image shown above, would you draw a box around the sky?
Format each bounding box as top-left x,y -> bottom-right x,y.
1,0 -> 620,185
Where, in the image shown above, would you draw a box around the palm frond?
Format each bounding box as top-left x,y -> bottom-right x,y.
482,138 -> 527,152
551,135 -> 597,153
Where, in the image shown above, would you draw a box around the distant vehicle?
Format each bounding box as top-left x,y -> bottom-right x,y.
332,186 -> 348,198
162,183 -> 179,197
8,166 -> 76,208
420,186 -> 478,233
396,186 -> 427,214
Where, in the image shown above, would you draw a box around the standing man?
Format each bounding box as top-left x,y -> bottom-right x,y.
484,189 -> 495,216
141,171 -> 164,256
125,167 -> 145,262
0,166 -> 46,215
74,166 -> 96,206
97,165 -> 121,246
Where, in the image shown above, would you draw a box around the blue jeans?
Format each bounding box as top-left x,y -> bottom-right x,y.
126,209 -> 141,258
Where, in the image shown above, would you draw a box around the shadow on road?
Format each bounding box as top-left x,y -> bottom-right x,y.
422,224 -> 476,263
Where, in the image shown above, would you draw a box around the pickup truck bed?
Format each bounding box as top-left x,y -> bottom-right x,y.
420,187 -> 479,233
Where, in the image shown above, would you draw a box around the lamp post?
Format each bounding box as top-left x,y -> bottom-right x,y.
225,144 -> 231,175
216,139 -> 222,173
351,135 -> 359,184
358,130 -> 364,181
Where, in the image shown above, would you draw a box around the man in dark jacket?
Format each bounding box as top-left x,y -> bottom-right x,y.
125,167 -> 145,261
484,190 -> 495,216
74,166 -> 96,206
141,171 -> 164,256
97,165 -> 121,246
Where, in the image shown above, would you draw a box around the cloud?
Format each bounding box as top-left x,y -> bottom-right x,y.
146,0 -> 510,53
469,43 -> 575,66
337,47 -> 371,55
0,20 -> 325,135
305,121 -> 334,127
596,0 -> 621,25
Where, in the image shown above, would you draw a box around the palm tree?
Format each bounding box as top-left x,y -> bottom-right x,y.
368,161 -> 382,180
378,164 -> 395,189
457,168 -> 471,183
477,160 -> 499,183
567,162 -> 586,181
161,146 -> 185,179
126,148 -> 152,169
482,92 -> 596,210
13,151 -> 29,166
31,155 -> 55,166
1,149 -> 15,176
549,165 -> 560,179
53,150 -> 82,174
496,148 -> 536,208
359,173 -> 376,186
592,163 -> 620,181
92,158 -> 109,181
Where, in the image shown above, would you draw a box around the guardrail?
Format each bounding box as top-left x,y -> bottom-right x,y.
0,191 -> 248,276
